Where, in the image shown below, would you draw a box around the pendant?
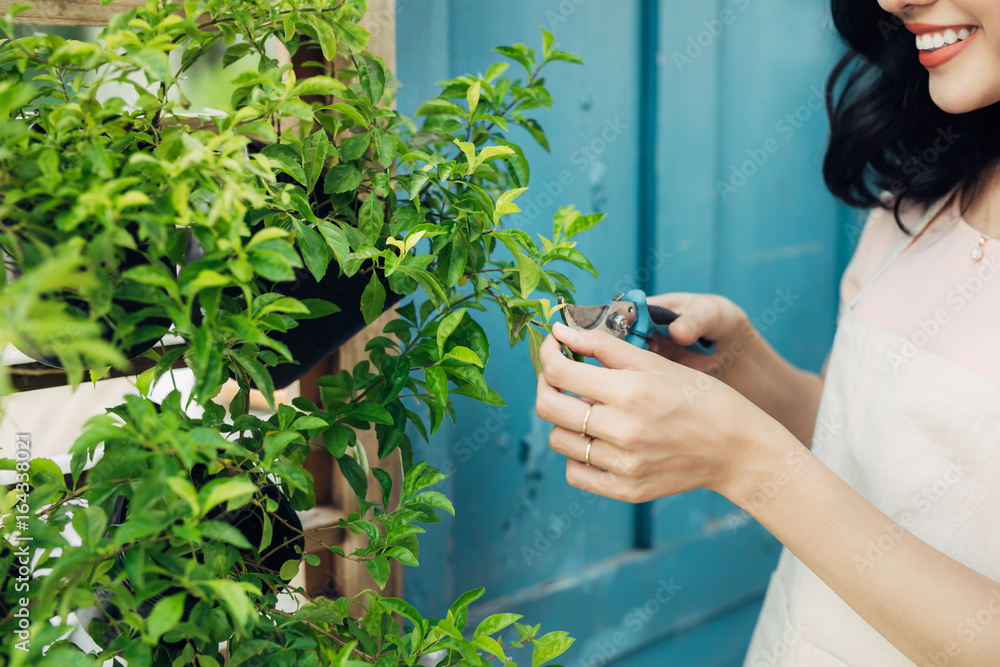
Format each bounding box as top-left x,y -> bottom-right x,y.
971,235 -> 987,262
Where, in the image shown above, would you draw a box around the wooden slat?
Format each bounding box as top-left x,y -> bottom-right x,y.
331,307 -> 403,605
4,0 -> 144,26
8,343 -> 187,392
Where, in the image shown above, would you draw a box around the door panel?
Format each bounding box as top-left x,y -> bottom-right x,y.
398,1 -> 849,663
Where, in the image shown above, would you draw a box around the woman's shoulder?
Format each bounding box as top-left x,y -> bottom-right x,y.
839,190 -> 953,308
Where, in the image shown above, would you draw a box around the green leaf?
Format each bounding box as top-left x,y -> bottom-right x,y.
485,62 -> 509,83
475,145 -> 515,170
279,559 -> 301,581
451,384 -> 506,407
441,238 -> 469,288
412,491 -> 455,516
200,479 -> 258,516
372,467 -> 392,507
294,220 -> 330,282
132,48 -> 171,82
317,221 -> 351,265
365,557 -> 390,589
448,588 -> 486,631
356,54 -> 386,104
301,130 -> 332,193
407,171 -> 431,206
359,195 -> 384,245
360,271 -> 386,325
384,546 -> 418,566
494,187 -> 530,225
339,131 -> 371,161
303,12 -> 339,60
565,212 -> 606,239
532,631 -> 575,667
529,325 -> 544,375
349,401 -> 394,425
424,366 -> 448,406
397,265 -> 448,306
261,144 -> 307,186
474,613 -> 522,639
546,246 -> 599,277
250,249 -> 297,282
232,352 -> 276,413
547,50 -> 585,65
553,205 -> 579,242
123,264 -> 178,296
379,597 -> 423,629
495,233 -> 541,297
453,139 -> 476,169
323,424 -> 355,458
146,593 -> 186,644
443,346 -> 482,367
293,415 -> 330,430
474,635 -> 507,661
201,520 -> 254,550
324,164 -> 363,195
514,117 -> 550,152
542,29 -> 556,58
331,102 -> 369,128
466,80 -> 481,115
338,453 -> 369,500
207,580 -> 257,633
293,75 -> 348,98
167,477 -> 200,514
494,44 -> 536,76
373,130 -> 396,169
436,308 -> 466,356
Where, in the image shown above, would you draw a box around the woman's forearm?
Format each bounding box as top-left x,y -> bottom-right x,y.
729,429 -> 1000,666
722,328 -> 824,447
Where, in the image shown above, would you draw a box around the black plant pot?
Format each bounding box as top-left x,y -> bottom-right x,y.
265,264 -> 405,389
239,140 -> 406,389
5,245 -> 172,369
187,232 -> 404,390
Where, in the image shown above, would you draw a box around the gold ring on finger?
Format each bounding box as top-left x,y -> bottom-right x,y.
580,404 -> 593,438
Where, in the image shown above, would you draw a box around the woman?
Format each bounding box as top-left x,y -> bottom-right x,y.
534,0 -> 1000,665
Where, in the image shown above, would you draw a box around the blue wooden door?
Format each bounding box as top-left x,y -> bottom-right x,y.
397,1 -> 854,664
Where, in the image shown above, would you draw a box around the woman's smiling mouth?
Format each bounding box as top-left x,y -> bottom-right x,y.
906,23 -> 981,68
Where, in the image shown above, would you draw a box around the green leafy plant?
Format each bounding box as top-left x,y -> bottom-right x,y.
0,0 -> 602,665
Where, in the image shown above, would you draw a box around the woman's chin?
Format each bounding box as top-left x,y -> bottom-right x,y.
928,79 -> 1000,115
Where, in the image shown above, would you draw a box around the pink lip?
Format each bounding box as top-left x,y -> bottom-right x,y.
917,28 -> 979,69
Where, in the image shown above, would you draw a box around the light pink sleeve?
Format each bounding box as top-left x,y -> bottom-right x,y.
839,202 -> 908,311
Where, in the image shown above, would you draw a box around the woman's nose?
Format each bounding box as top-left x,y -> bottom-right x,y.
878,0 -> 937,16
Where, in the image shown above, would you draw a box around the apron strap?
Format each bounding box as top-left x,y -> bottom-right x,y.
846,189 -> 956,312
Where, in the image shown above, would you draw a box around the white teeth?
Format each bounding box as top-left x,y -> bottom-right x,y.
916,26 -> 978,51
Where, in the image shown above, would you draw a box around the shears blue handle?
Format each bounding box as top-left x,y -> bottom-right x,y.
622,289 -> 717,355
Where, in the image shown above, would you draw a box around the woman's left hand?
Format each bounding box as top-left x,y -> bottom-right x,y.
535,322 -> 784,504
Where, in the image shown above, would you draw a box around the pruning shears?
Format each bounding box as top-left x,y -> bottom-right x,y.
558,289 -> 716,355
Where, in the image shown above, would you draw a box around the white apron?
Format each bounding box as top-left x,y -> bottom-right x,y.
743,193 -> 1000,666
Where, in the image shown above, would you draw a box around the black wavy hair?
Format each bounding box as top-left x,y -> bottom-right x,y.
824,0 -> 1000,232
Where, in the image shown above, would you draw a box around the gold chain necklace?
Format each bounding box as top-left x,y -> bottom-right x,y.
970,164 -> 1000,262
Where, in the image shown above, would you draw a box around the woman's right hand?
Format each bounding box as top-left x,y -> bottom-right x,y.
644,292 -> 824,447
645,292 -> 755,383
